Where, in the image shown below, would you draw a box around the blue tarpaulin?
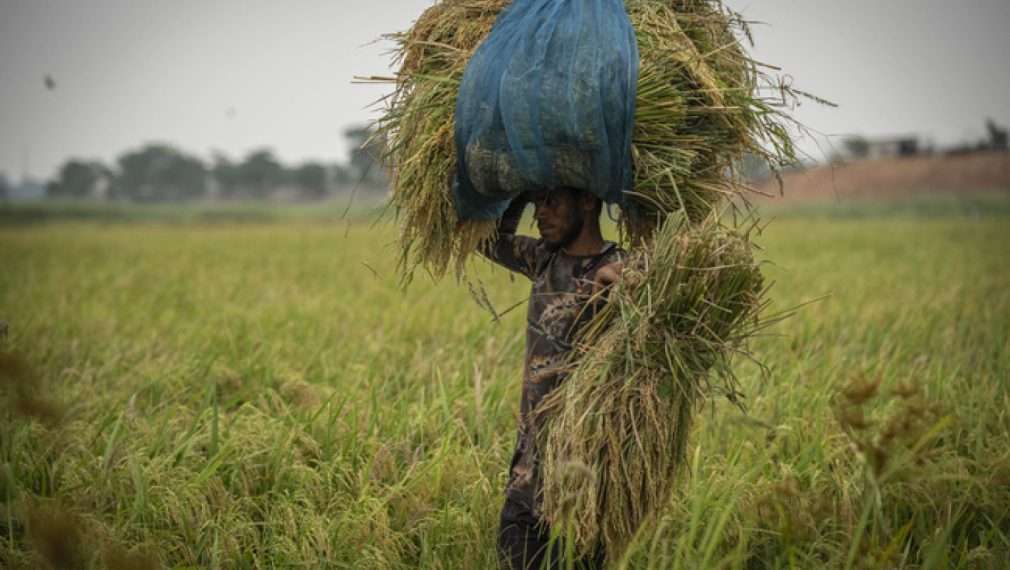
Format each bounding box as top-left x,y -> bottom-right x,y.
453,0 -> 639,221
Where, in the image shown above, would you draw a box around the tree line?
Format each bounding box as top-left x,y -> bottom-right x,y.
44,127 -> 386,203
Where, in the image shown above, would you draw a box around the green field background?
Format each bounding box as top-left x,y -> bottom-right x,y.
1,203 -> 1008,568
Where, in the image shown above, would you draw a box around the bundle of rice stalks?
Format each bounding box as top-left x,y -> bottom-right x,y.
372,0 -> 802,282
537,210 -> 768,560
370,0 -> 502,282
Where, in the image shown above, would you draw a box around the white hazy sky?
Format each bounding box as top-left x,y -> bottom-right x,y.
1,0 -> 1008,182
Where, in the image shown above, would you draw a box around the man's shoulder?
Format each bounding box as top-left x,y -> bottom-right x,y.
597,242 -> 626,266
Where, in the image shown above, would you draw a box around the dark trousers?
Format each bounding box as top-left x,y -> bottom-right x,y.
498,499 -> 605,570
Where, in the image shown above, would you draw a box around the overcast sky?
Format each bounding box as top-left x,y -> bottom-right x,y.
1,0 -> 1008,182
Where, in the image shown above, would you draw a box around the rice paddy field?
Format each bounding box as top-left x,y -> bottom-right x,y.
1,197 -> 1008,569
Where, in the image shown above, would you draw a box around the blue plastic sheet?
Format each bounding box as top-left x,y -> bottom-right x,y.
453,0 -> 639,221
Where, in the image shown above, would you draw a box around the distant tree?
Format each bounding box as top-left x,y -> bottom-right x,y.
291,162 -> 328,199
331,163 -> 356,185
345,126 -> 387,188
116,144 -> 207,202
0,172 -> 8,203
237,149 -> 287,199
986,119 -> 1008,151
739,152 -> 773,181
210,152 -> 241,199
842,136 -> 870,160
47,159 -> 112,199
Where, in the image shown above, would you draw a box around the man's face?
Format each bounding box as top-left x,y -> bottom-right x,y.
531,188 -> 583,252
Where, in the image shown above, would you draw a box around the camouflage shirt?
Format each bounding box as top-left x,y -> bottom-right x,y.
482,200 -> 623,517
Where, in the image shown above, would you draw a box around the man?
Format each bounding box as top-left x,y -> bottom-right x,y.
479,186 -> 624,570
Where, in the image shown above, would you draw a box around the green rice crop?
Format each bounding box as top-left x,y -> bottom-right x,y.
0,210 -> 1007,568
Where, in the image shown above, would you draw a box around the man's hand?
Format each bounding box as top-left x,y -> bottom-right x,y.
593,253 -> 644,297
596,261 -> 624,288
592,260 -> 625,297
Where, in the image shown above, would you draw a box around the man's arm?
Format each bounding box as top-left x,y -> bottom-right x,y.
479,195 -> 539,279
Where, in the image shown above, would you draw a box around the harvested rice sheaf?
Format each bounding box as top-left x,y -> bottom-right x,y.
375,0 -> 799,281
538,211 -> 768,559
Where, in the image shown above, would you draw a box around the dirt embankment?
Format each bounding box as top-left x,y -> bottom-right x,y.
751,151 -> 1010,206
